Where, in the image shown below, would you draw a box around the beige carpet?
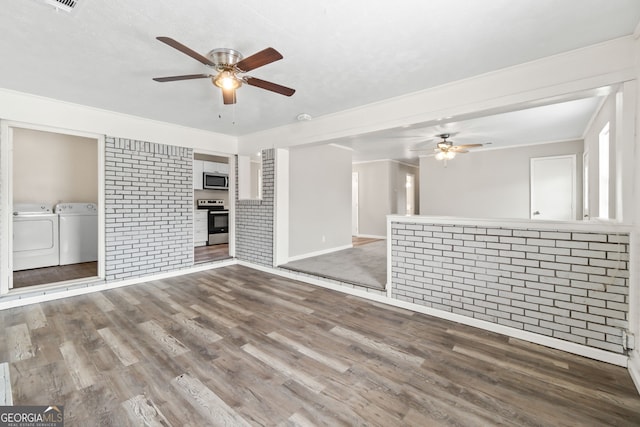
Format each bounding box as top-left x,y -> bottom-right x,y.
281,240 -> 386,289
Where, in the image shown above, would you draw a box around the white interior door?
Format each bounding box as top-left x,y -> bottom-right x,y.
530,155 -> 576,220
352,172 -> 359,235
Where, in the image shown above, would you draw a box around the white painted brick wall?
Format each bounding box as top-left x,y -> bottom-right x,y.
105,137 -> 193,280
391,222 -> 630,354
235,149 -> 274,266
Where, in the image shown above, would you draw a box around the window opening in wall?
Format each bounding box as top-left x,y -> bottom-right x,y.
238,154 -> 263,201
598,122 -> 609,219
583,151 -> 589,219
405,174 -> 415,215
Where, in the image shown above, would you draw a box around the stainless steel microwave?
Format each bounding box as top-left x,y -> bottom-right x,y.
203,172 -> 229,190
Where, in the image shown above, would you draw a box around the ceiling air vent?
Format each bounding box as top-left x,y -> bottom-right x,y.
42,0 -> 79,13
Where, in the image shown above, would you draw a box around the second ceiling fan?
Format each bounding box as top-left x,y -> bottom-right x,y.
152,36 -> 295,105
432,133 -> 483,161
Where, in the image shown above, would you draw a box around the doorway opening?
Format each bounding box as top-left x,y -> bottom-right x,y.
1,123 -> 104,292
193,152 -> 233,264
352,172 -> 359,235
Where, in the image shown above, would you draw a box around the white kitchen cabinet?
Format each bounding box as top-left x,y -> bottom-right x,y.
193,160 -> 204,190
203,161 -> 229,174
194,210 -> 208,247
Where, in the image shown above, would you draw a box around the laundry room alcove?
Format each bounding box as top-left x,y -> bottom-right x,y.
10,126 -> 102,289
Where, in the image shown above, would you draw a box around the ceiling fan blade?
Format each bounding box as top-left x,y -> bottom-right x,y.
235,48 -> 283,72
450,148 -> 469,153
153,74 -> 210,82
244,77 -> 295,96
222,89 -> 236,105
156,36 -> 215,66
455,143 -> 484,149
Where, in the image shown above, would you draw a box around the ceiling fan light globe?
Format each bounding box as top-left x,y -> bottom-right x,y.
213,71 -> 241,90
435,151 -> 445,161
445,151 -> 456,160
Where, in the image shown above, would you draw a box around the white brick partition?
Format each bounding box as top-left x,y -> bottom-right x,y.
389,216 -> 631,354
234,149 -> 274,266
105,137 -> 194,280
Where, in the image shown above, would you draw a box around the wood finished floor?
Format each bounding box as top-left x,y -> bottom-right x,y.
12,241 -> 229,289
2,265 -> 640,426
12,262 -> 98,289
194,243 -> 230,264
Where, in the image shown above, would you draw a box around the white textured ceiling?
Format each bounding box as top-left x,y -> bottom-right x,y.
335,95 -> 606,164
1,0 -> 639,152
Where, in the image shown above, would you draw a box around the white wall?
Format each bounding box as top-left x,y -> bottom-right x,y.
353,160 -> 419,237
13,128 -> 98,207
626,37 -> 640,394
352,161 -> 392,237
419,141 -> 583,219
288,144 -> 352,258
0,89 -> 237,154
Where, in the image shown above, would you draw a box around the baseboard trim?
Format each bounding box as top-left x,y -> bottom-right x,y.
0,259 -> 237,310
355,234 -> 386,239
629,354 -> 640,394
240,260 -> 628,367
285,244 -> 353,263
239,261 -> 388,299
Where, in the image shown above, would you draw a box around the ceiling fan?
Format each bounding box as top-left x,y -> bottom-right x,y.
413,133 -> 484,162
433,133 -> 483,160
152,36 -> 295,105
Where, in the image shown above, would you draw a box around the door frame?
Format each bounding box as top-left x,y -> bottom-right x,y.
352,172 -> 359,235
0,120 -> 105,294
529,154 -> 576,221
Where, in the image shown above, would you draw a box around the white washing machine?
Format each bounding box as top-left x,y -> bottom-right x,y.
13,203 -> 60,271
55,202 -> 98,265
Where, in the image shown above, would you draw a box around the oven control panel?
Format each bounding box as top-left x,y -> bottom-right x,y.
197,199 -> 225,208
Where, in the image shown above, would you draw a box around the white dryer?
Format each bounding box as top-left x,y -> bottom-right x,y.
55,202 -> 98,265
13,203 -> 59,271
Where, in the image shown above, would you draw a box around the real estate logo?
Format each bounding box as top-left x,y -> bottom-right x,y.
0,405 -> 64,427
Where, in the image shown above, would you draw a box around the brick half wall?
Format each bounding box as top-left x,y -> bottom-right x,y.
105,137 -> 193,280
390,220 -> 630,354
234,149 -> 274,266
